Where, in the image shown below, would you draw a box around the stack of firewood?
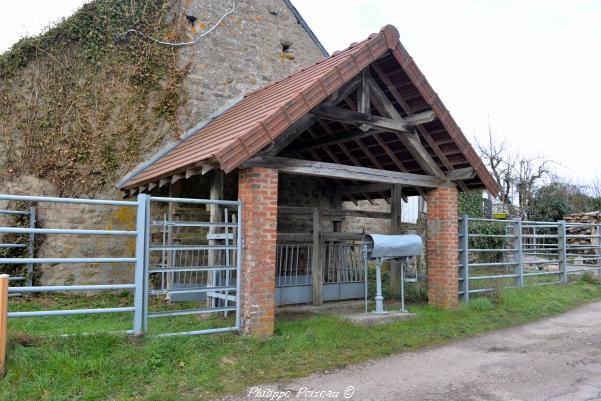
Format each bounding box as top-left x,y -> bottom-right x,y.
564,212 -> 601,265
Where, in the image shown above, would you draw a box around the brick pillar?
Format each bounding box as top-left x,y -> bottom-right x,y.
238,167 -> 278,337
426,185 -> 459,309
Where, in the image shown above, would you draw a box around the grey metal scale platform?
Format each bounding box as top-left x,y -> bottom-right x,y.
362,234 -> 423,314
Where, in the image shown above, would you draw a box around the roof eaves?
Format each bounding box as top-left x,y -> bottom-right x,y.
116,95 -> 244,189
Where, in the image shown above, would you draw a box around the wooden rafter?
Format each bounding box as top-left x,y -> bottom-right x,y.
367,75 -> 446,179
372,134 -> 427,198
311,122 -> 386,202
300,145 -> 360,205
291,127 -> 384,154
305,141 -> 372,205
370,63 -> 470,191
264,73 -> 365,156
342,95 -> 422,200
312,106 -> 410,134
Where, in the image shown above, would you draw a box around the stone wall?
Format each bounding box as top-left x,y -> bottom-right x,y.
0,0 -> 325,285
277,174 -> 333,233
176,0 -> 326,130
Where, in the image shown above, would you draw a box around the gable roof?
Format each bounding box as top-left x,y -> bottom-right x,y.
119,25 -> 499,196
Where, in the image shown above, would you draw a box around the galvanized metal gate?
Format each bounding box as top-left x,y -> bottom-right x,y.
142,196 -> 242,335
275,239 -> 365,305
0,193 -> 241,337
0,206 -> 35,287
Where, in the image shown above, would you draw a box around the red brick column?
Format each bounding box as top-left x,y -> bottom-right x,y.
238,167 -> 278,337
426,185 -> 459,309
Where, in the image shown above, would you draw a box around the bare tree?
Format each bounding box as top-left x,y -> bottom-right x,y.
514,156 -> 553,216
589,176 -> 601,198
476,127 -> 514,204
476,126 -> 554,217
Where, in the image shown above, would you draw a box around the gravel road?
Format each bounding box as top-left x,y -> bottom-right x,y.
223,302 -> 601,401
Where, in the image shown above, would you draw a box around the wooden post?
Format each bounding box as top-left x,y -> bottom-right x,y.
312,208 -> 323,305
207,170 -> 225,307
332,188 -> 343,233
389,185 -> 402,297
0,274 -> 8,378
165,181 -> 181,300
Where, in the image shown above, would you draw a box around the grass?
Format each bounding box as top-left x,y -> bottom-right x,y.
2,278 -> 601,401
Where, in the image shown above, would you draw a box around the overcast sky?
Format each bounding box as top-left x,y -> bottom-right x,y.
1,0 -> 600,185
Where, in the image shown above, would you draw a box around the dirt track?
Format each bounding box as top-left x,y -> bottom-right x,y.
224,302 -> 601,401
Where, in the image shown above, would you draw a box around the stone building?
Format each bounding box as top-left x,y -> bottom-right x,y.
0,0 -> 327,285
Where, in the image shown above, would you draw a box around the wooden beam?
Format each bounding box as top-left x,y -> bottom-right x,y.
185,168 -> 200,179
358,69 -> 371,132
241,156 -> 444,188
372,134 -> 426,198
311,208 -> 322,306
367,76 -> 446,179
340,183 -> 390,196
207,170 -> 224,308
311,105 -> 411,134
370,64 -> 469,191
201,163 -> 218,175
264,114 -> 318,156
446,167 -> 476,181
389,184 -> 402,296
277,232 -> 365,242
279,206 -> 391,219
404,110 -> 436,126
304,148 -> 361,205
159,178 -> 169,188
171,173 -> 183,184
290,127 -> 384,154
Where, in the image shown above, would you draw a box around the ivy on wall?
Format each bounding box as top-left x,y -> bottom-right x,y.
459,190 -> 505,263
458,190 -> 485,218
0,0 -> 189,196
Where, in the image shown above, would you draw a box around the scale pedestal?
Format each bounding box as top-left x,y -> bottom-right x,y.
361,234 -> 423,315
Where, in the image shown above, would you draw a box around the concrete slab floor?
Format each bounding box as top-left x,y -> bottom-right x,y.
342,310 -> 417,326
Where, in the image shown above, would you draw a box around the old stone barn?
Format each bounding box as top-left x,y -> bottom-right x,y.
0,1 -> 498,336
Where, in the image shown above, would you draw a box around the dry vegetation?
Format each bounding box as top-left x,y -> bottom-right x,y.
0,0 -> 189,196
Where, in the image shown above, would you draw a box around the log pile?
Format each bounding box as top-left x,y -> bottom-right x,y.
564,211 -> 601,265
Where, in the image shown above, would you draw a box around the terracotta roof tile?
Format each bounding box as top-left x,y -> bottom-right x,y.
120,24 -> 500,196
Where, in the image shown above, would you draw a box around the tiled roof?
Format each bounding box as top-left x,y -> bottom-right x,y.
120,25 -> 499,196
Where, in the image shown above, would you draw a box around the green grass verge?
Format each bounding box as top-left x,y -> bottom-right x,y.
2,278 -> 601,401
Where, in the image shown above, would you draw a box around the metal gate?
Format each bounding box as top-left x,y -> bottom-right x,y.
275,239 -> 365,305
0,193 -> 241,337
143,196 -> 242,336
322,240 -> 365,302
0,206 -> 35,287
